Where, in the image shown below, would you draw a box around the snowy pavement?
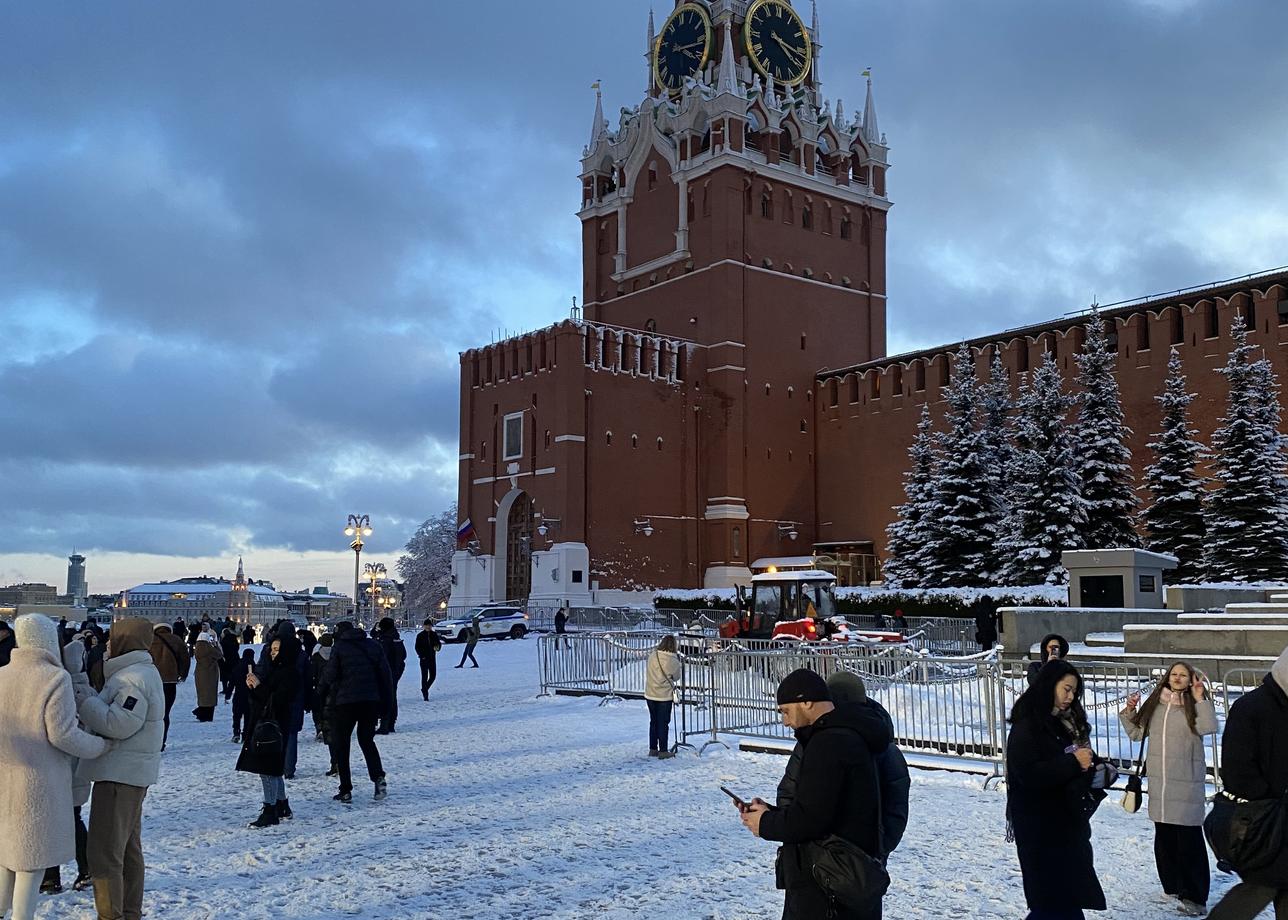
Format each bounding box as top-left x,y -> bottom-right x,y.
36,637 -> 1243,919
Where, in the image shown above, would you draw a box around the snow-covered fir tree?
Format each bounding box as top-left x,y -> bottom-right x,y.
1073,313 -> 1140,548
921,344 -> 998,587
1143,348 -> 1206,582
1203,314 -> 1288,581
978,347 -> 1015,562
883,403 -> 938,587
1002,353 -> 1085,585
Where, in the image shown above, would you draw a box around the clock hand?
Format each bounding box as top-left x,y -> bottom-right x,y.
771,33 -> 805,65
672,40 -> 705,53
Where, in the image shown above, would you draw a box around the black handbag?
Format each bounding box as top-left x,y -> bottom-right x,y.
1204,789 -> 1288,874
1123,735 -> 1146,814
805,834 -> 890,912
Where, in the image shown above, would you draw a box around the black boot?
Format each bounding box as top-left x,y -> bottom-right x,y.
374,776 -> 388,801
276,798 -> 292,820
248,804 -> 279,828
333,789 -> 353,804
41,867 -> 63,894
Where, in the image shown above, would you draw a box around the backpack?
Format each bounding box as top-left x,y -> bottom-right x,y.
252,718 -> 283,760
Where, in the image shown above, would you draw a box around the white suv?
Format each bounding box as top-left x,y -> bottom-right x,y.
434,607 -> 528,642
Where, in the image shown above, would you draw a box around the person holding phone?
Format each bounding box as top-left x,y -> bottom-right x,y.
1007,659 -> 1106,919
1120,662 -> 1216,915
1026,634 -> 1069,687
644,635 -> 681,759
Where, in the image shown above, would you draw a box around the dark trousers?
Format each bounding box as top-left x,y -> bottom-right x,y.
380,678 -> 399,730
646,699 -> 673,752
1210,884 -> 1288,919
1154,821 -> 1209,905
232,695 -> 248,736
162,682 -> 177,746
40,807 -> 87,886
332,701 -> 385,794
419,657 -> 436,698
220,670 -> 234,700
1024,911 -> 1084,920
458,642 -> 478,667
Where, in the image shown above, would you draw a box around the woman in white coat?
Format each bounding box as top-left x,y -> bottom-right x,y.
0,615 -> 108,920
1120,661 -> 1218,915
644,634 -> 681,759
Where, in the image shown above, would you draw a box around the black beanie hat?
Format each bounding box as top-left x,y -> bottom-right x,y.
776,668 -> 831,705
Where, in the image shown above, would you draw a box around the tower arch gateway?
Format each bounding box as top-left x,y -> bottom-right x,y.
493,488 -> 534,603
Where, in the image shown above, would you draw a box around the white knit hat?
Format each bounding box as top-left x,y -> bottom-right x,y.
15,614 -> 60,659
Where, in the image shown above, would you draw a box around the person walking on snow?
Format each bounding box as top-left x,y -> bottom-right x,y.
76,616 -> 166,920
455,612 -> 481,669
191,628 -> 222,722
374,617 -> 406,734
1206,645 -> 1288,919
0,615 -> 109,920
319,623 -> 392,804
414,618 -> 441,701
230,648 -> 256,744
219,627 -> 240,701
148,622 -> 189,749
644,635 -> 681,758
1120,662 -> 1216,915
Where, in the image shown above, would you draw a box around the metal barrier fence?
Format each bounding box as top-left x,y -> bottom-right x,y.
538,633 -> 1267,783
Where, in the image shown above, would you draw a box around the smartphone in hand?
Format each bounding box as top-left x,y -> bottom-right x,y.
720,786 -> 748,811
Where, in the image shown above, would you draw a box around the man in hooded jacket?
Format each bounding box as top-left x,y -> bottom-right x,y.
1026,633 -> 1069,687
148,623 -> 189,749
77,617 -> 165,920
1207,645 -> 1288,919
738,668 -> 890,920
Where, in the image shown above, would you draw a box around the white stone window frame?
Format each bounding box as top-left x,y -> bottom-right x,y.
502,411 -> 524,462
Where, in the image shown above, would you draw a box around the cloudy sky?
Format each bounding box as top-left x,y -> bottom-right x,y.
3,0 -> 1285,596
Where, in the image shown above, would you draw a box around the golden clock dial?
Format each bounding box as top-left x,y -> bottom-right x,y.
744,0 -> 812,87
653,3 -> 713,93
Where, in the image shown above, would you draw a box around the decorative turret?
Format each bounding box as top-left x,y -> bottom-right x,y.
589,82 -> 607,149
645,9 -> 656,97
862,72 -> 881,146
715,21 -> 738,97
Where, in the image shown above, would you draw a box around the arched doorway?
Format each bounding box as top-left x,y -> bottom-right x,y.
504,492 -> 534,602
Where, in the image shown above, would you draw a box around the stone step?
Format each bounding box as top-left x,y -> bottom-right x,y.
1125,623 -> 1288,658
1064,647 -> 1274,677
1223,603 -> 1288,615
1084,631 -> 1124,648
1179,612 -> 1288,626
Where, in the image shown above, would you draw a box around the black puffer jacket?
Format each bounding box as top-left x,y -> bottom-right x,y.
1219,671 -> 1288,886
776,699 -> 910,859
1025,633 -> 1070,686
759,705 -> 889,894
321,629 -> 393,707
375,627 -> 407,682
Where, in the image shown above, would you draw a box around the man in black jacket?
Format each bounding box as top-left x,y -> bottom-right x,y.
414,618 -> 441,701
776,671 -> 910,867
739,669 -> 889,920
318,623 -> 393,803
374,617 -> 407,733
1207,648 -> 1288,919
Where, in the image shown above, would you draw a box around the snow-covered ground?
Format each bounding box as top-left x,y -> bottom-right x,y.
35,637 -> 1243,919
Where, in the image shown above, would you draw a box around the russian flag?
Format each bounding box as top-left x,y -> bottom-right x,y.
457,518 -> 476,542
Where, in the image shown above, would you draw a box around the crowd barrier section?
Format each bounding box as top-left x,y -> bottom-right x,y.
538,632 -> 1269,786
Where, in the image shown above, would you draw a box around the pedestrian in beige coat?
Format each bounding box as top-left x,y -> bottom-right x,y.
0,615 -> 108,920
191,630 -> 222,722
1121,661 -> 1218,915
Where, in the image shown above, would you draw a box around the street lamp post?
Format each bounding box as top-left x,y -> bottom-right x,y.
344,514 -> 372,619
364,561 -> 387,625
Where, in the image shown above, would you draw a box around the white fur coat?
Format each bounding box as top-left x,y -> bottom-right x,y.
0,616 -> 109,871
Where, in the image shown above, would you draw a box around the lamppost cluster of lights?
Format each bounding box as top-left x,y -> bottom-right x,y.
343,514 -> 372,619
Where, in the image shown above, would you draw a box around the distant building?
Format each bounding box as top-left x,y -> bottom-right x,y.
66,553 -> 87,606
0,583 -> 58,606
121,558 -> 286,626
281,587 -> 352,622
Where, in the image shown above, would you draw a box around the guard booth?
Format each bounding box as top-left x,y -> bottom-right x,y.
1061,548 -> 1178,609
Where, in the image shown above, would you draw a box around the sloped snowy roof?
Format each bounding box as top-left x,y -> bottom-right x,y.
126,582 -> 283,598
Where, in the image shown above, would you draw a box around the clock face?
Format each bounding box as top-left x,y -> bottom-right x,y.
744,0 -> 812,86
654,3 -> 712,93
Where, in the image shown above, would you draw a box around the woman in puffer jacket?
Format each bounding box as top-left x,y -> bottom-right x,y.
0,615 -> 108,920
1120,662 -> 1217,915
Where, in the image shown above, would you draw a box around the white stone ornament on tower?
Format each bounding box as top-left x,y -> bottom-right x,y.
589,81 -> 607,149
645,8 -> 656,96
862,70 -> 881,146
716,22 -> 738,96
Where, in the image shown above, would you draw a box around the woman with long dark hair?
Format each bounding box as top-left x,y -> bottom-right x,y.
1120,661 -> 1216,915
1007,659 -> 1107,919
236,636 -> 301,828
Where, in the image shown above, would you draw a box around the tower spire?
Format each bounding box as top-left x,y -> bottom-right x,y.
589,81 -> 607,148
716,22 -> 738,95
862,70 -> 881,145
645,9 -> 656,96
